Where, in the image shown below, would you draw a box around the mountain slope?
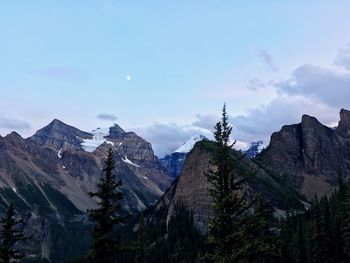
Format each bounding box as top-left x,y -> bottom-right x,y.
0,120 -> 172,262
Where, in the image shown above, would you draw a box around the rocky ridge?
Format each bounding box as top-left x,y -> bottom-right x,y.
256,108 -> 350,197
0,120 -> 172,262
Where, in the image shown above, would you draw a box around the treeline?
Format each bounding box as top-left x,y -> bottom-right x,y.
279,174 -> 350,263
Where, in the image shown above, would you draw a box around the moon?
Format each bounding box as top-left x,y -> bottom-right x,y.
126,75 -> 131,81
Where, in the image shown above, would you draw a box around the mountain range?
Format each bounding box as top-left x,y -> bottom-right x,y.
1,109 -> 350,261
145,108 -> 350,239
0,119 -> 171,262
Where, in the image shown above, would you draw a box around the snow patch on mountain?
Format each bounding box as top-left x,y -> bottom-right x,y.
122,155 -> 140,167
58,148 -> 63,158
81,127 -> 114,152
174,135 -> 206,153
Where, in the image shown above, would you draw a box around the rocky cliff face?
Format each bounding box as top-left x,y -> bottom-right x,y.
256,109 -> 350,198
0,120 -> 172,262
151,141 -> 303,236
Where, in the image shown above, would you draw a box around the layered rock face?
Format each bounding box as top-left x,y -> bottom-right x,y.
0,120 -> 172,262
152,141 -> 302,235
163,145 -> 213,234
257,109 -> 350,198
31,119 -> 92,151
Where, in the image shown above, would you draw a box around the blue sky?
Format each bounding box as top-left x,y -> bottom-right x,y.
1,1 -> 350,156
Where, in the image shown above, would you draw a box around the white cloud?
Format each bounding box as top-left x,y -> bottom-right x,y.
133,123 -> 212,157
231,96 -> 337,145
0,117 -> 31,136
276,64 -> 350,109
97,113 -> 118,121
192,114 -> 219,130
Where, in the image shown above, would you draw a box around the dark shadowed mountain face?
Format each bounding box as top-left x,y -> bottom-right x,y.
256,108 -> 350,198
0,120 -> 172,262
160,152 -> 187,178
160,135 -> 208,178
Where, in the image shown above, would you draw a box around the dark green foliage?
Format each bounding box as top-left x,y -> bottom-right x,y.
50,221 -> 91,263
16,184 -> 52,215
295,221 -> 307,263
145,204 -> 202,263
135,213 -> 147,263
22,258 -> 50,263
279,212 -> 295,263
0,204 -> 30,263
251,169 -> 306,211
87,148 -> 126,263
205,105 -> 277,262
42,184 -> 82,217
0,188 -> 29,213
278,173 -> 350,263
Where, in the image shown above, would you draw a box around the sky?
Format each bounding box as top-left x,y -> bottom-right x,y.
1,1 -> 350,156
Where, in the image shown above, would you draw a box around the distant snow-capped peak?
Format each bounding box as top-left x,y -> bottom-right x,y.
244,140 -> 264,158
174,135 -> 207,153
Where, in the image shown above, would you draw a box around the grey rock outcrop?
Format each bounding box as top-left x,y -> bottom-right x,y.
256,109 -> 350,197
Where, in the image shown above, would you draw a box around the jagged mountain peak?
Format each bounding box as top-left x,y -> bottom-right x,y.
337,108 -> 350,134
301,114 -> 320,124
5,131 -> 23,140
160,135 -> 208,178
2,132 -> 25,149
50,118 -> 66,125
30,119 -> 91,150
244,140 -> 264,158
257,108 -> 350,198
110,123 -> 125,134
174,135 -> 207,153
340,108 -> 350,117
35,118 -> 83,134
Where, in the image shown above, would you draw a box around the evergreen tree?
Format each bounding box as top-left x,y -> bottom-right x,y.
276,172 -> 350,263
205,104 -> 275,262
87,148 -> 126,263
279,212 -> 295,263
0,204 -> 30,263
135,213 -> 147,263
337,171 -> 350,261
238,195 -> 278,262
295,220 -> 307,263
343,202 -> 350,261
172,240 -> 186,263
